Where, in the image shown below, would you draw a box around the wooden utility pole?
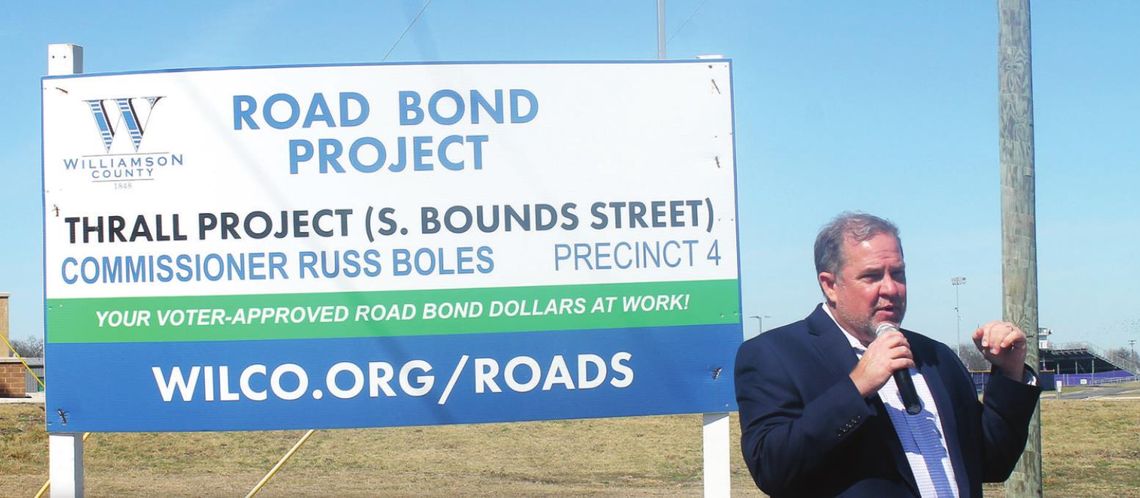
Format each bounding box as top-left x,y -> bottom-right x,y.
998,0 -> 1042,496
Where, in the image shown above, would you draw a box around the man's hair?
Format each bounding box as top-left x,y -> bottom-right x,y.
813,212 -> 901,276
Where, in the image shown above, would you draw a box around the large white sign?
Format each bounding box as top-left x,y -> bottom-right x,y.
42,61 -> 741,432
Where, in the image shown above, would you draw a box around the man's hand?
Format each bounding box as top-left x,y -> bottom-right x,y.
973,320 -> 1028,381
849,329 -> 914,397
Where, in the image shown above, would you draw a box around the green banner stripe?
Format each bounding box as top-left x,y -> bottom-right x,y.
47,279 -> 740,344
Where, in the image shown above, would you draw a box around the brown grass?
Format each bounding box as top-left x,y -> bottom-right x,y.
2,396 -> 1137,497
0,407 -> 762,497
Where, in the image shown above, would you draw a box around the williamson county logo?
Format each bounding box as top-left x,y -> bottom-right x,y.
62,96 -> 185,186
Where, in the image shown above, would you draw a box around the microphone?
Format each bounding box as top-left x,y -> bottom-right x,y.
874,322 -> 922,415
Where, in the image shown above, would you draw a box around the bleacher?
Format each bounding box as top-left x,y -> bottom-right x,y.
1040,342 -> 1137,387
1042,344 -> 1126,374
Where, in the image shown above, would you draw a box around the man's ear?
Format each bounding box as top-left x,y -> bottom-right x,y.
819,272 -> 838,305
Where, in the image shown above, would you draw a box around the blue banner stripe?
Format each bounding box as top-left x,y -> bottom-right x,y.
45,324 -> 740,432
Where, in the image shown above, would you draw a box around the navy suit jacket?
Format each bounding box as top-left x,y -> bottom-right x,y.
735,305 -> 1040,497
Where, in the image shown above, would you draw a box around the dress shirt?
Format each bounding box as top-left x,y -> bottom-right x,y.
822,306 -> 959,498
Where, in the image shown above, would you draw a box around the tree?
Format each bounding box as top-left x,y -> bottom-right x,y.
957,343 -> 990,372
8,336 -> 44,358
1107,346 -> 1138,372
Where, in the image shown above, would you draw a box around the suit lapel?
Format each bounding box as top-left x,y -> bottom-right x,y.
806,305 -> 920,496
805,305 -> 859,378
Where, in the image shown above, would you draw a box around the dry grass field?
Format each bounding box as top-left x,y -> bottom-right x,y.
2,392 -> 1137,497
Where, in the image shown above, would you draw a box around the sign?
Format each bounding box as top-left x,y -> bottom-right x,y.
42,61 -> 741,432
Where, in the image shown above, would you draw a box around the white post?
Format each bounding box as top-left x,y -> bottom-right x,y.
49,434 -> 84,497
656,0 -> 666,59
696,50 -> 731,496
48,44 -> 83,75
702,412 -> 731,497
47,42 -> 85,498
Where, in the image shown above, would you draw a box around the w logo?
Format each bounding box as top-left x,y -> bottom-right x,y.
84,97 -> 165,153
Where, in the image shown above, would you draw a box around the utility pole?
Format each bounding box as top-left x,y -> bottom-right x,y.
998,0 -> 1042,496
952,277 -> 967,361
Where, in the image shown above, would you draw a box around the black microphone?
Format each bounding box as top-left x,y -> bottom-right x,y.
874,322 -> 922,415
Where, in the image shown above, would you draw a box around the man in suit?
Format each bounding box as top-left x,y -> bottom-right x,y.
735,212 -> 1040,497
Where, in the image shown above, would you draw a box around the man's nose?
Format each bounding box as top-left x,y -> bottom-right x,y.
879,275 -> 900,295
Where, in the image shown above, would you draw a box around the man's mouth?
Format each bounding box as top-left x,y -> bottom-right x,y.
875,306 -> 899,318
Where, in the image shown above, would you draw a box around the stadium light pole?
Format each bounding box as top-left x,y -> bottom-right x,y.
952,276 -> 966,360
749,314 -> 770,336
1130,339 -> 1137,372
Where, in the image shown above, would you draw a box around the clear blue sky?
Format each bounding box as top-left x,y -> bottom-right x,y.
2,1 -> 1138,353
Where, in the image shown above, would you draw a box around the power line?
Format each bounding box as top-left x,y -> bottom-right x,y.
383,0 -> 434,61
668,0 -> 715,43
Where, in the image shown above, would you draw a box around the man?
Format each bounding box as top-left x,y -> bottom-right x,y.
735,212 -> 1040,497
